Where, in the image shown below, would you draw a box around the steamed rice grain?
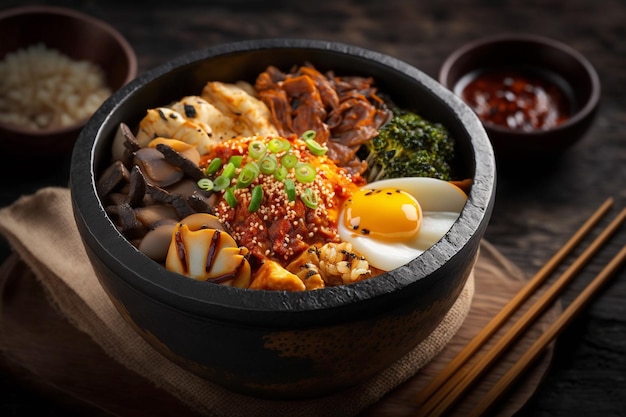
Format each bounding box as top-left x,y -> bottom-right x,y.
0,43 -> 112,130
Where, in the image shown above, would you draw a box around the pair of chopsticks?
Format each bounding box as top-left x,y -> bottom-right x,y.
414,197 -> 626,417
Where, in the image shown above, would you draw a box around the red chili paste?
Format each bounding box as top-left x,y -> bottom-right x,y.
459,69 -> 571,131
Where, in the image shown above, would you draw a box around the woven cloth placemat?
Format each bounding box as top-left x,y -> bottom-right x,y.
0,187 -> 475,417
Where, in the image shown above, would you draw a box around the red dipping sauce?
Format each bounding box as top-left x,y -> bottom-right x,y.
457,68 -> 572,131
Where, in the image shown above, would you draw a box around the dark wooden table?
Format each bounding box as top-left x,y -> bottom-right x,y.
1,0 -> 625,415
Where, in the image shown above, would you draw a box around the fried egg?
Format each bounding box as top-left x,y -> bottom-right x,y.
338,177 -> 467,271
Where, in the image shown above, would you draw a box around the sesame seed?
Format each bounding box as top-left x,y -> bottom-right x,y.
209,135 -> 357,263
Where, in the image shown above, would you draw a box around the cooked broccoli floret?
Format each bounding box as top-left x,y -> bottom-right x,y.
363,109 -> 456,182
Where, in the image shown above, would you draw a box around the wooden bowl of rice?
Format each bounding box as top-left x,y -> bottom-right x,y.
0,5 -> 137,157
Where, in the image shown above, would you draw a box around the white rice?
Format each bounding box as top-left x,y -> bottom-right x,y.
0,43 -> 112,130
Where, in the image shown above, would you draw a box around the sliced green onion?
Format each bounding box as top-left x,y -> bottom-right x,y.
301,130 -> 316,141
248,185 -> 263,212
205,157 -> 222,175
228,155 -> 243,168
224,187 -> 238,208
268,137 -> 291,153
305,138 -> 328,156
284,178 -> 296,202
280,152 -> 298,169
259,154 -> 277,175
294,162 -> 316,183
248,141 -> 266,160
274,165 -> 288,181
197,178 -> 214,191
301,187 -> 319,209
222,162 -> 237,179
213,175 -> 231,191
236,162 -> 259,188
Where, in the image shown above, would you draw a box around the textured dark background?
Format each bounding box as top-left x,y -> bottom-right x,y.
1,0 -> 625,415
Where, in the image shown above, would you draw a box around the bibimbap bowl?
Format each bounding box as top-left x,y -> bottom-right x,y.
70,39 -> 496,399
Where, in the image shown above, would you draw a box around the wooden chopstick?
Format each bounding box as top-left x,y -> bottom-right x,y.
468,243 -> 626,417
416,203 -> 626,417
414,197 -> 614,406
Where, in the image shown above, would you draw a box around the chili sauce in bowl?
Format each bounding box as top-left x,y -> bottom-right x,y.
439,33 -> 601,165
455,67 -> 574,131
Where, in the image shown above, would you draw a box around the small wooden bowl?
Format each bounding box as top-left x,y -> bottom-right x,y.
439,33 -> 601,166
0,5 -> 137,157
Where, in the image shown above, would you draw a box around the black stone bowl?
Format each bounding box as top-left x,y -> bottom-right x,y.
70,39 -> 496,399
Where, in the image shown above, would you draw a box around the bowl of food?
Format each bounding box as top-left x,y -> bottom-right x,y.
70,38 -> 496,399
439,33 -> 601,166
0,5 -> 137,157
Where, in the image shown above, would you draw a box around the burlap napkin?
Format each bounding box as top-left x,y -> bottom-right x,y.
0,187 -> 475,417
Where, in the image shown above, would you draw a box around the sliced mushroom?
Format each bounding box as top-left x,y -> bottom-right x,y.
156,143 -> 205,181
105,192 -> 131,206
187,193 -> 214,214
147,138 -> 201,166
139,222 -> 177,262
127,166 -> 147,207
121,122 -> 141,153
106,202 -> 146,239
134,204 -> 178,229
97,160 -> 130,197
170,196 -> 196,219
110,122 -> 141,163
166,179 -> 208,199
134,147 -> 184,187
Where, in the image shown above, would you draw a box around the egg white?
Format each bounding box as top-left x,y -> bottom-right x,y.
338,177 -> 467,272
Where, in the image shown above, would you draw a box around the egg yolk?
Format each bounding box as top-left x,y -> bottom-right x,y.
343,188 -> 422,241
